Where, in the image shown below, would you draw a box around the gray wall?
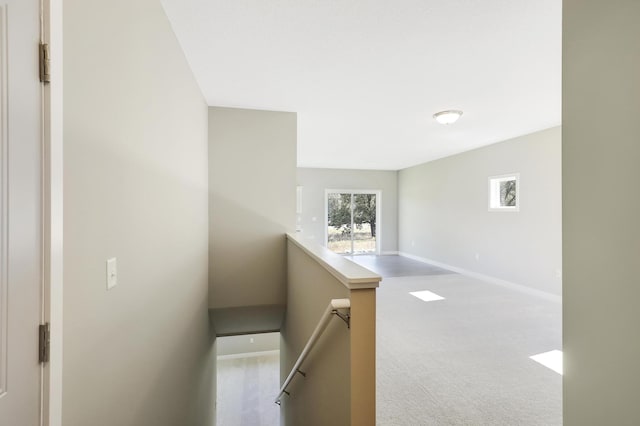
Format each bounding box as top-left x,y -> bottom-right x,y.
398,127 -> 562,295
563,1 -> 640,424
297,168 -> 399,253
63,1 -> 215,425
209,107 -> 296,309
217,333 -> 280,357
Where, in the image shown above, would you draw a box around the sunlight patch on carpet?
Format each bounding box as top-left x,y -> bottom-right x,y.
530,350 -> 563,375
409,290 -> 445,302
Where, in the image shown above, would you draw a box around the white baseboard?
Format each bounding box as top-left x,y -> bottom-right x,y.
380,251 -> 399,256
217,349 -> 280,361
397,252 -> 561,303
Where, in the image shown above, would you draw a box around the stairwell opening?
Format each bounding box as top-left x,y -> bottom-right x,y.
216,332 -> 281,425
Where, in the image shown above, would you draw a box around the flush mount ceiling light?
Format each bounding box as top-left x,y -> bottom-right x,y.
433,110 -> 463,125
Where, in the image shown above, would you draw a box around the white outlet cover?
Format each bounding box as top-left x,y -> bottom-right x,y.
106,257 -> 117,290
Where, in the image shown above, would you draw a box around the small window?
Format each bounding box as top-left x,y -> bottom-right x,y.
489,174 -> 519,212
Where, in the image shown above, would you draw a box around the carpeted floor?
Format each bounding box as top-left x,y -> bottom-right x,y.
216,255 -> 562,425
349,256 -> 562,426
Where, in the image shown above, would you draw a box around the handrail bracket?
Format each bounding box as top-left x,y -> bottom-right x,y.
332,309 -> 351,328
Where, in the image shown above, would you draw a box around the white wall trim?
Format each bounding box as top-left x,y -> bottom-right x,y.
0,3 -> 8,400
43,1 -> 63,425
217,350 -> 280,361
398,252 -> 561,303
380,251 -> 398,256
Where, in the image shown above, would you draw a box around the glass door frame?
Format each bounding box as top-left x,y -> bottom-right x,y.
324,189 -> 382,255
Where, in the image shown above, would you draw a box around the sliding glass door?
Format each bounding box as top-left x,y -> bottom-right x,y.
326,191 -> 379,255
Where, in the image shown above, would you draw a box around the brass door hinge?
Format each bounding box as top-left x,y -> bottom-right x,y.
39,323 -> 50,363
39,43 -> 50,83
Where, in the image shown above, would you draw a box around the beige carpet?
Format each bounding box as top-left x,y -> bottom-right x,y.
376,273 -> 562,425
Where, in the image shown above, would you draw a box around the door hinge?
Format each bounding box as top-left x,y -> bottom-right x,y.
39,42 -> 50,83
39,323 -> 50,364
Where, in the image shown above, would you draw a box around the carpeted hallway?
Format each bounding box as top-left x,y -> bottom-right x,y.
349,255 -> 562,426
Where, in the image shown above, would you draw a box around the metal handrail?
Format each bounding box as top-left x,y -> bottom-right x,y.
275,298 -> 351,405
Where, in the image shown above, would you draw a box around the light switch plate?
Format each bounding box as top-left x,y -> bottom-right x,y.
106,257 -> 117,290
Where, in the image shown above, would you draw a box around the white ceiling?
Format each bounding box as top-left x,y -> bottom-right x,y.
161,0 -> 561,170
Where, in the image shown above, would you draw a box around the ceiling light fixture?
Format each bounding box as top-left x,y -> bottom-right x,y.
433,110 -> 463,125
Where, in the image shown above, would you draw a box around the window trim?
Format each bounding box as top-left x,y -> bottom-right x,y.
324,189 -> 382,255
488,173 -> 520,212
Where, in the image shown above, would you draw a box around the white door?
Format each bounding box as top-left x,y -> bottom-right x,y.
0,0 -> 44,425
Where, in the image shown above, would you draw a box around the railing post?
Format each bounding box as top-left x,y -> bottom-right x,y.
350,288 -> 376,426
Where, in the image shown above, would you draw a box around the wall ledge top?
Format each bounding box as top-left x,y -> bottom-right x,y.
286,233 -> 381,289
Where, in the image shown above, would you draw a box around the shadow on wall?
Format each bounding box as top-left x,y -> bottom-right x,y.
209,193 -> 288,309
131,298 -> 217,426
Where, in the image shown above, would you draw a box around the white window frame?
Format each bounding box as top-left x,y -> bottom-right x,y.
488,173 -> 520,212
